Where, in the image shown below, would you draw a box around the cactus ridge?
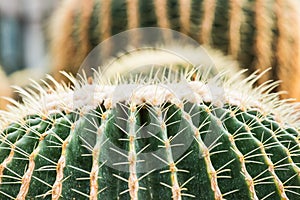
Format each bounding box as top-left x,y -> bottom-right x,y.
1,69 -> 300,199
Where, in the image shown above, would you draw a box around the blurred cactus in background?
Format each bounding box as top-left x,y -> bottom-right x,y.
1,0 -> 300,110
49,0 -> 300,100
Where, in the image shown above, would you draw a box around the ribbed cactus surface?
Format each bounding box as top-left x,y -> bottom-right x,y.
1,70 -> 300,199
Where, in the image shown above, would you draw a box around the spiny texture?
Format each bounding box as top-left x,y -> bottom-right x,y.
1,69 -> 300,199
50,0 -> 300,99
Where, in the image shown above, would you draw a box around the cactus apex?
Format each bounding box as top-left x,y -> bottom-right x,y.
1,67 -> 299,131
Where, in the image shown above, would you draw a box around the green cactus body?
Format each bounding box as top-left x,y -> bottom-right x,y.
0,69 -> 300,199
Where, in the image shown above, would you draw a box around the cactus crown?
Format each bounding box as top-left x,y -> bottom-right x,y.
1,68 -> 298,128
1,68 -> 300,199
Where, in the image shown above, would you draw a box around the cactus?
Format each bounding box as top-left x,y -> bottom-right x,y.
0,68 -> 300,199
50,0 -> 300,99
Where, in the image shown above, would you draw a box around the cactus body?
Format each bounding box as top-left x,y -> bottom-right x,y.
50,0 -> 300,99
1,69 -> 300,199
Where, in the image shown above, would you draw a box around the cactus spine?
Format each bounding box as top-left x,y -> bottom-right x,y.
1,69 -> 300,199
